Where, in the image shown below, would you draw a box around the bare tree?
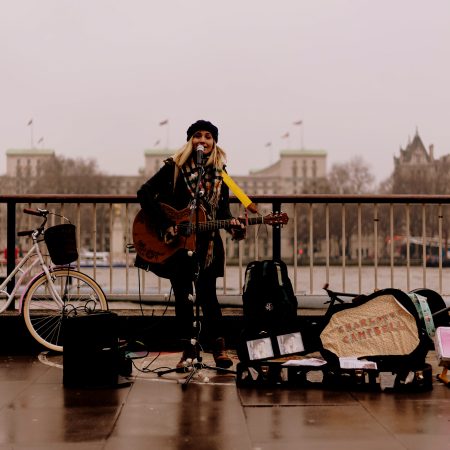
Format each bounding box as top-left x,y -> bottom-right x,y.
327,157 -> 375,259
327,156 -> 375,195
300,157 -> 376,261
27,155 -> 112,251
32,155 -> 107,194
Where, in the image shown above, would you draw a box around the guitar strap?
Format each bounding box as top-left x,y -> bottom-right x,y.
221,170 -> 258,214
408,292 -> 435,338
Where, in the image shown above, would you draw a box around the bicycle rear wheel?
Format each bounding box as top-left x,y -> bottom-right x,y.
22,268 -> 108,352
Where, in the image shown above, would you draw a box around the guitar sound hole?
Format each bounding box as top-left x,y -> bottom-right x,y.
178,222 -> 193,237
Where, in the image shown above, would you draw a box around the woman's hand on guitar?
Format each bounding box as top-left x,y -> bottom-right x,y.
230,218 -> 246,241
164,226 -> 177,244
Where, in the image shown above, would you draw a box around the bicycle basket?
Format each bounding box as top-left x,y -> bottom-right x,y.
44,224 -> 79,265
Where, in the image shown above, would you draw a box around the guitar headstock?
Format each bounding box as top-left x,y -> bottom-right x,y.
263,212 -> 289,226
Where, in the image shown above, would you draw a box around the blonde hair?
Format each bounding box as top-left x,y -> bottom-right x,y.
171,137 -> 227,185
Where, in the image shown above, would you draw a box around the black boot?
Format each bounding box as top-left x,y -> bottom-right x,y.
213,337 -> 233,369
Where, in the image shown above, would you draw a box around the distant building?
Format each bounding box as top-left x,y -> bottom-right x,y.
0,149 -> 144,254
392,128 -> 450,195
143,148 -> 328,194
236,149 -> 327,195
394,130 -> 436,177
6,148 -> 55,177
0,149 -> 56,194
1,148 -> 144,195
2,146 -> 326,195
144,149 -> 173,178
1,144 -> 329,262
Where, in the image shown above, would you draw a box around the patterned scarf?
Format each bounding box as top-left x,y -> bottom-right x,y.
181,157 -> 223,268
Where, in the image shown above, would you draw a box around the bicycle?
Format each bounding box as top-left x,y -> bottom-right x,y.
0,208 -> 108,352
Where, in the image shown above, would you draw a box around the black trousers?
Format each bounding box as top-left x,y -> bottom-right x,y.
170,253 -> 223,343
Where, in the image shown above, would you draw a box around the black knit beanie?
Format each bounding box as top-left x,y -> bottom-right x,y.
186,120 -> 219,143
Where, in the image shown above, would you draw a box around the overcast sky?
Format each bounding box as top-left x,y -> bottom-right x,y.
1,0 -> 449,183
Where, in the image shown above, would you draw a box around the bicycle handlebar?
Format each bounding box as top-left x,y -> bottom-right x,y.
18,208 -> 49,238
23,208 -> 49,217
18,209 -> 72,238
323,284 -> 359,298
17,229 -> 35,237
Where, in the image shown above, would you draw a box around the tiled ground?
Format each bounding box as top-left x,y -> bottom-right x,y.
0,350 -> 447,449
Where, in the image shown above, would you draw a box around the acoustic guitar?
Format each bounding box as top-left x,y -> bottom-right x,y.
132,203 -> 288,265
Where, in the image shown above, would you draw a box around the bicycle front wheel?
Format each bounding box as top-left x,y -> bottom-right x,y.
22,268 -> 108,352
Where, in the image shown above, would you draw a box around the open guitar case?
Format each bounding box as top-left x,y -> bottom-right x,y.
236,288 -> 436,392
316,288 -> 441,392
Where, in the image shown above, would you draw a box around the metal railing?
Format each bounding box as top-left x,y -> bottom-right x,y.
2,194 -> 450,305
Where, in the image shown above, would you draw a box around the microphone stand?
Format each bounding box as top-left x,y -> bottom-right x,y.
157,149 -> 235,388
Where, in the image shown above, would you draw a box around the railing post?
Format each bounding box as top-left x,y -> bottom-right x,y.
272,200 -> 281,260
6,201 -> 16,301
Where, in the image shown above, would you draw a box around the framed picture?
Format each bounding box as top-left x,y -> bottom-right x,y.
246,337 -> 274,361
276,332 -> 305,356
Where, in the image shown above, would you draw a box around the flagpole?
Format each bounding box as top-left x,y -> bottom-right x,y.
293,120 -> 303,149
27,119 -> 34,148
166,122 -> 170,150
159,119 -> 170,149
265,142 -> 273,164
301,124 -> 304,150
281,132 -> 290,150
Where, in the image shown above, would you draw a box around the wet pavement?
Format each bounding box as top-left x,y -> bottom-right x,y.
0,349 -> 448,449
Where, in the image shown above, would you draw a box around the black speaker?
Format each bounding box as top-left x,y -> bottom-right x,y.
63,311 -> 120,388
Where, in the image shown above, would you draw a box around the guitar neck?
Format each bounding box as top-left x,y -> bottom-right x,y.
194,216 -> 264,232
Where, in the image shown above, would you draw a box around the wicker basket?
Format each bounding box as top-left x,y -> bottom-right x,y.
44,224 -> 78,265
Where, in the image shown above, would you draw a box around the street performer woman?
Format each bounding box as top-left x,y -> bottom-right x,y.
136,120 -> 246,370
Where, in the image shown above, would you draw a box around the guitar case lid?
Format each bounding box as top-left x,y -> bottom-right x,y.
319,288 -> 429,371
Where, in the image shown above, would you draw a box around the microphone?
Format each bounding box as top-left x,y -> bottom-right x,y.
196,144 -> 205,165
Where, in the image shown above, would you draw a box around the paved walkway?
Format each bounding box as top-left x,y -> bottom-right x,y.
0,350 -> 448,449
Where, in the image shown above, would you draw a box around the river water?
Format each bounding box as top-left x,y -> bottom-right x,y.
85,264 -> 450,304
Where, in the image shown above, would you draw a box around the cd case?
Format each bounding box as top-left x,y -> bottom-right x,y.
435,327 -> 450,366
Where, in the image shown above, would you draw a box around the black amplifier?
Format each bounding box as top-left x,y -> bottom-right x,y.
63,311 -> 121,388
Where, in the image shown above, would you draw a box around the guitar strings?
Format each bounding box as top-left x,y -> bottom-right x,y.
173,213 -> 280,232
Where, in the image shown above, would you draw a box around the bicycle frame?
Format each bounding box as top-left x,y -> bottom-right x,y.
0,238 -> 65,314
1,207 -> 109,352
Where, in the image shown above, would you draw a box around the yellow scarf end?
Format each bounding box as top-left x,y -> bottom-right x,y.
221,171 -> 258,213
